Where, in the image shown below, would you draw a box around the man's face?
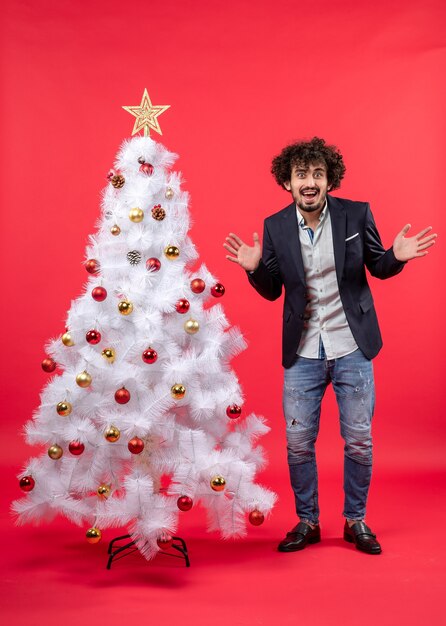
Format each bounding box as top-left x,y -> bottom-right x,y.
284,161 -> 330,214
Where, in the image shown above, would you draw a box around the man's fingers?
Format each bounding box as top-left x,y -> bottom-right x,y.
225,254 -> 241,264
400,223 -> 411,236
253,232 -> 260,244
417,233 -> 437,245
415,226 -> 433,240
226,236 -> 242,250
228,233 -> 244,246
417,240 -> 436,251
223,242 -> 239,255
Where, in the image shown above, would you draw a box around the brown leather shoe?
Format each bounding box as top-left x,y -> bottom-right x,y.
343,521 -> 382,554
278,521 -> 321,552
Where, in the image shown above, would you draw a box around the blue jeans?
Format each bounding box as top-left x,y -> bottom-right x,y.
282,348 -> 375,525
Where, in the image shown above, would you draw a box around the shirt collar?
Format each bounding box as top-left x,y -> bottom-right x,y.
296,200 -> 328,229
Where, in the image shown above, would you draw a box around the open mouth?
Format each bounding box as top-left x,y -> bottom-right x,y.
301,189 -> 319,203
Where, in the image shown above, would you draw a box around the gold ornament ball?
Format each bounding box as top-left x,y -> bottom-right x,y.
97,484 -> 112,500
118,300 -> 134,315
210,475 -> 226,492
111,224 -> 121,236
62,332 -> 74,346
165,187 -> 174,200
171,384 -> 186,400
76,371 -> 92,388
101,348 -> 116,363
164,245 -> 180,260
56,401 -> 72,416
48,444 -> 63,460
86,527 -> 102,544
129,208 -> 144,223
105,425 -> 120,442
184,319 -> 199,335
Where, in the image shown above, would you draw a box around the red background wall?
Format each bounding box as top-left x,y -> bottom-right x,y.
2,3 -> 446,625
1,0 -> 445,504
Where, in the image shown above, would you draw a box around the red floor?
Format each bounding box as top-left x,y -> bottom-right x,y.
2,464 -> 445,626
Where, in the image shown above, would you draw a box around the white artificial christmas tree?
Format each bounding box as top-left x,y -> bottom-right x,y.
13,91 -> 276,561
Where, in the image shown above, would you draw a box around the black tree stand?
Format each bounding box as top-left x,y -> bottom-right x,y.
106,534 -> 190,569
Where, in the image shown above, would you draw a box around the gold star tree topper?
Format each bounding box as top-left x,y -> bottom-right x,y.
122,88 -> 170,137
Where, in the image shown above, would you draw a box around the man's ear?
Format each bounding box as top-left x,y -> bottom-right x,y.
284,181 -> 291,191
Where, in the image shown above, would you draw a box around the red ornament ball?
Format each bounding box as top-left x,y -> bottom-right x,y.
19,476 -> 35,492
249,510 -> 265,526
128,437 -> 145,454
226,404 -> 242,419
68,441 -> 85,456
175,298 -> 190,314
115,387 -> 130,404
190,278 -> 205,294
142,348 -> 158,364
41,357 -> 56,373
86,329 -> 101,344
139,163 -> 154,176
106,169 -> 115,181
177,496 -> 193,512
92,286 -> 107,302
146,257 -> 161,272
211,282 -> 226,298
157,535 -> 173,550
85,259 -> 100,275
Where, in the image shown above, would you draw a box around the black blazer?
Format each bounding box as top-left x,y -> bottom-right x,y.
247,195 -> 406,368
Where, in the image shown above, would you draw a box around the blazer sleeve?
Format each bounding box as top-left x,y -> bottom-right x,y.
363,204 -> 406,279
246,219 -> 283,301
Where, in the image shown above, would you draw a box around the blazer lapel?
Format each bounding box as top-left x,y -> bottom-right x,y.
328,195 -> 347,285
281,203 -> 306,285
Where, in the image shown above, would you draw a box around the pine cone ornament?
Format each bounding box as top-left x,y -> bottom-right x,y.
111,174 -> 125,188
127,250 -> 142,265
151,205 -> 166,221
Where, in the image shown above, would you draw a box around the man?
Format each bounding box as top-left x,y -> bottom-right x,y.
223,137 -> 436,555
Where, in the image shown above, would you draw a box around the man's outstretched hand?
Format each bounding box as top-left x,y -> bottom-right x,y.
393,225 -> 437,262
224,232 -> 262,272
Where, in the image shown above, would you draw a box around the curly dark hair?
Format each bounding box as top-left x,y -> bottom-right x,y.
271,137 -> 346,191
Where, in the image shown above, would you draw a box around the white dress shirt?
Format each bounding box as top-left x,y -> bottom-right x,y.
296,203 -> 358,360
